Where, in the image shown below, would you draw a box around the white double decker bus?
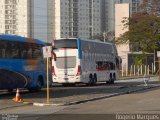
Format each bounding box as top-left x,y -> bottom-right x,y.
52,38 -> 121,86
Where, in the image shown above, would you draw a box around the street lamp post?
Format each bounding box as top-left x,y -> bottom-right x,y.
157,51 -> 160,80
154,49 -> 156,73
103,31 -> 106,42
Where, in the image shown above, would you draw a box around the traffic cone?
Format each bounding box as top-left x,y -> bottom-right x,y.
12,88 -> 22,102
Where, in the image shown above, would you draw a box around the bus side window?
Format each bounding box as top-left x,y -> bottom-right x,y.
33,49 -> 40,59
5,43 -> 11,58
96,62 -> 98,69
103,61 -> 107,70
0,47 -> 5,58
96,61 -> 103,70
27,47 -> 33,59
110,62 -> 115,70
12,48 -> 19,58
21,50 -> 27,59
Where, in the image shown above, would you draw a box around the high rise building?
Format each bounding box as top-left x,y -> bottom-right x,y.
115,3 -> 130,69
115,0 -> 155,73
30,0 -> 53,42
0,0 -> 53,42
0,0 -> 29,37
0,0 -> 142,42
105,0 -> 142,33
53,0 -> 105,39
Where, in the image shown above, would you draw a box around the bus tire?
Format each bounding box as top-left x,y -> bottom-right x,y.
111,74 -> 116,84
93,74 -> 97,85
37,76 -> 43,90
8,89 -> 13,92
111,79 -> 114,84
106,81 -> 110,84
87,74 -> 94,86
108,78 -> 112,84
107,74 -> 112,84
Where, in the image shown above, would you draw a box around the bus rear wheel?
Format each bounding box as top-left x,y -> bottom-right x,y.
8,89 -> 13,92
106,78 -> 112,84
36,76 -> 43,91
93,74 -> 97,85
107,76 -> 115,84
111,74 -> 116,84
106,75 -> 112,84
87,74 -> 96,86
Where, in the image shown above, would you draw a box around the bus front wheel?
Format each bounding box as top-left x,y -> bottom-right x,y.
106,74 -> 112,84
87,74 -> 95,86
93,74 -> 97,85
111,74 -> 116,84
37,76 -> 43,90
8,89 -> 13,92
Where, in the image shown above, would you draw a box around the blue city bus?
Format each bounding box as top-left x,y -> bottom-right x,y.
0,34 -> 48,91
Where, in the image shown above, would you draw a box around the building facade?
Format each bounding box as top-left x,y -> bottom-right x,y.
0,0 -> 29,37
0,0 -> 142,42
115,3 -> 130,70
54,0 -> 105,39
0,0 -> 53,43
105,0 -> 142,33
115,1 -> 155,73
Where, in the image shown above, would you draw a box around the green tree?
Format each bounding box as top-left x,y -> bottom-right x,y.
116,0 -> 160,53
116,13 -> 160,53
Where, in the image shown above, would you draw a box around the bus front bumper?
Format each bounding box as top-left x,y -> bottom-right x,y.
53,76 -> 81,83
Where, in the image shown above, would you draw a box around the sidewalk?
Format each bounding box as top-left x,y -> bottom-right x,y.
119,75 -> 158,80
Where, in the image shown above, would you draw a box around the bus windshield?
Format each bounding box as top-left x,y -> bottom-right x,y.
54,39 -> 77,49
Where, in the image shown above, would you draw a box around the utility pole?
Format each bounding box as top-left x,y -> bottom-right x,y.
154,49 -> 156,73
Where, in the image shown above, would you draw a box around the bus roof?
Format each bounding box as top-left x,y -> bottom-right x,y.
80,38 -> 113,45
55,38 -> 113,45
0,34 -> 46,45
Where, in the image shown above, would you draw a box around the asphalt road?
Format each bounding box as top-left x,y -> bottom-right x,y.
2,86 -> 160,120
38,87 -> 160,120
0,77 -> 158,109
56,87 -> 160,114
0,77 -> 160,120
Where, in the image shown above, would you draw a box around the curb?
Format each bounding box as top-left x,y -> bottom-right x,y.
64,84 -> 160,106
1,83 -> 159,110
33,102 -> 63,107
